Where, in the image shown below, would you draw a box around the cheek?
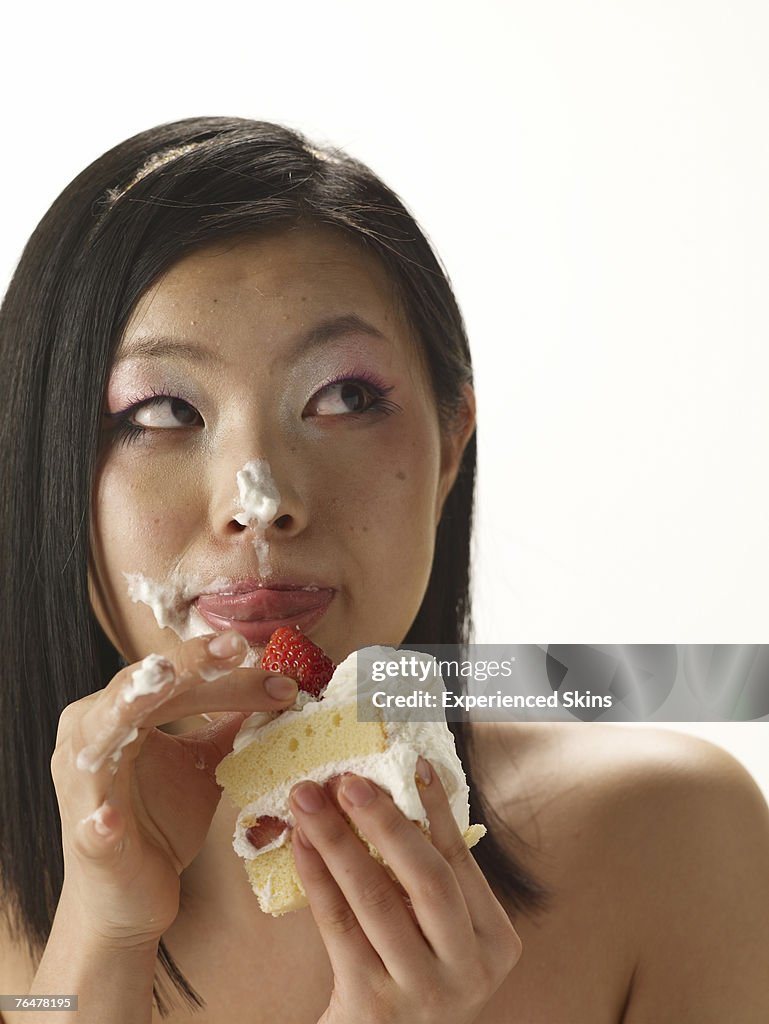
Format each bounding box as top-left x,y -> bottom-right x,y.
320,423 -> 442,559
91,458 -> 199,571
89,459 -> 206,660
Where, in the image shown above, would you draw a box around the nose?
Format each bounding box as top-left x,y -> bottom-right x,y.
213,453 -> 309,543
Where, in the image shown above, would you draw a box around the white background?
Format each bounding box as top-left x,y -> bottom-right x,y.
2,2 -> 767,797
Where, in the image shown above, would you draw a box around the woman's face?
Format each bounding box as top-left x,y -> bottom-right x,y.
89,225 -> 473,667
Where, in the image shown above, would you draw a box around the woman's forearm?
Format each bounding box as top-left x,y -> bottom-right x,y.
24,891 -> 159,1024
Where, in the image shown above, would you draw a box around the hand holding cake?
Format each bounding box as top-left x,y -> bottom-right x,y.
218,628 -> 516,1024
288,749 -> 517,1024
216,627 -> 486,915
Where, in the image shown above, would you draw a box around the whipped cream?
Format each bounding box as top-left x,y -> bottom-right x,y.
229,647 -> 472,860
122,653 -> 174,703
80,803 -> 112,837
124,570 -> 223,641
124,570 -> 259,668
76,725 -> 140,774
76,655 -> 173,775
234,459 -> 280,577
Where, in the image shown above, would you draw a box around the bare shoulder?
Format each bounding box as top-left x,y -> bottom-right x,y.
470,720 -> 769,841
470,722 -> 769,1022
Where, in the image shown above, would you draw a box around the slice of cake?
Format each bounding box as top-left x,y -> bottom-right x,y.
216,634 -> 486,916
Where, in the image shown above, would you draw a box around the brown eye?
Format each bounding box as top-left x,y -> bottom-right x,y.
306,378 -> 399,417
310,381 -> 370,415
336,382 -> 368,412
133,396 -> 201,428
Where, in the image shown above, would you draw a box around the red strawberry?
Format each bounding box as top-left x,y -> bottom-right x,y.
261,626 -> 335,698
245,816 -> 288,851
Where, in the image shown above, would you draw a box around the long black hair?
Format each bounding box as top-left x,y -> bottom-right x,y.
0,117 -> 547,1016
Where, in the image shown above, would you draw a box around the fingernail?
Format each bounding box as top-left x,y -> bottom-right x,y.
208,631 -> 246,658
340,775 -> 376,807
264,676 -> 298,701
293,825 -> 314,850
292,782 -> 326,813
324,773 -> 344,803
416,756 -> 432,786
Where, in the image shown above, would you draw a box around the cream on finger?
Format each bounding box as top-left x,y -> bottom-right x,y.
79,800 -> 120,838
75,653 -> 177,774
76,726 -> 140,775
121,654 -> 175,704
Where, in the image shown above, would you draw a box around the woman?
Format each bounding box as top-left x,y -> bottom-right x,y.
0,118 -> 767,1024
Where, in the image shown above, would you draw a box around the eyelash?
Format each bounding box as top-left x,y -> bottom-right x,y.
308,370 -> 400,419
103,375 -> 400,448
103,386 -> 184,448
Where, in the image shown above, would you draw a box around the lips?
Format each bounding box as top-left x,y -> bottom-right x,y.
195,584 -> 334,644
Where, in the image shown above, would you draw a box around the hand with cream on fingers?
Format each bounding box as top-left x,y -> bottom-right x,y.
289,759 -> 521,1024
50,629 -> 297,948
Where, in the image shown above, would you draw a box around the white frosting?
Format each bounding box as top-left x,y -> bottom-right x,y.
124,570 -> 228,641
254,874 -> 275,907
234,459 -> 280,527
230,647 -> 471,860
76,725 -> 139,774
232,712 -> 278,753
234,459 -> 280,577
80,804 -> 112,837
78,653 -> 173,774
123,571 -> 261,667
122,653 -> 174,703
199,662 -> 239,682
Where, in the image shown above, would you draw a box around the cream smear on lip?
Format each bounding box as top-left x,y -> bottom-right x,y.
124,570 -> 225,640
124,570 -> 259,667
234,459 -> 280,577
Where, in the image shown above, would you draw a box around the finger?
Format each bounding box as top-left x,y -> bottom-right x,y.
72,630 -> 295,770
332,772 -> 477,966
134,628 -> 297,723
66,714 -> 251,862
291,824 -> 387,987
58,632 -> 248,830
59,631 -> 296,855
59,745 -> 136,862
289,781 -> 431,984
71,632 -> 243,775
149,665 -> 297,724
56,658 -> 178,843
409,758 -> 509,939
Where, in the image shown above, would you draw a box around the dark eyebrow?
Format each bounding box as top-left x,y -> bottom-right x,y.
114,313 -> 388,366
292,313 -> 388,356
113,338 -> 223,366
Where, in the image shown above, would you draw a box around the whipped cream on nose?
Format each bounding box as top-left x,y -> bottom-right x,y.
233,459 -> 281,578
